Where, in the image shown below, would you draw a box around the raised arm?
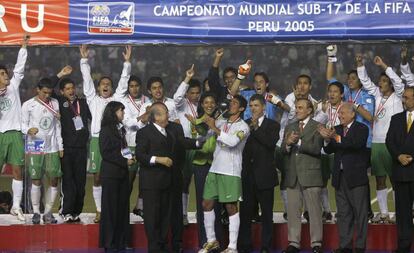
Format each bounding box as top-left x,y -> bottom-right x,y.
356,54 -> 380,97
173,64 -> 194,110
326,45 -> 337,81
400,45 -> 414,87
79,45 -> 96,102
374,56 -> 404,97
9,34 -> 30,90
208,48 -> 225,99
229,60 -> 252,96
114,45 -> 132,99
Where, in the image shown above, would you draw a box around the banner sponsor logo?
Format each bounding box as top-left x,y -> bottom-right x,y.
87,2 -> 134,35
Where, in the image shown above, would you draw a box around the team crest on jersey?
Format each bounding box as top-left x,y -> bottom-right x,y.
39,117 -> 52,130
87,2 -> 134,35
0,97 -> 12,112
63,101 -> 69,108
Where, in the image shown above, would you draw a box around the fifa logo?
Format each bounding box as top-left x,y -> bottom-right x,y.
88,2 -> 134,35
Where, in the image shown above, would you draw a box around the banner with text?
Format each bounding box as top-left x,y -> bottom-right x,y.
1,0 -> 414,45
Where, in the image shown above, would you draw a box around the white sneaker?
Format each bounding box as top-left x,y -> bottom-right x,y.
10,207 -> 25,221
221,248 -> 238,253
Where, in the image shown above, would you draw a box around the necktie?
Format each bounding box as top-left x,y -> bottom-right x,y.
408,112 -> 413,133
343,126 -> 349,137
299,121 -> 305,133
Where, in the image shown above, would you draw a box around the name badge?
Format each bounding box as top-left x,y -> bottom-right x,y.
121,147 -> 133,159
73,116 -> 84,130
25,138 -> 45,154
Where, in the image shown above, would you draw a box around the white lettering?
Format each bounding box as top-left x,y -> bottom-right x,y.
0,5 -> 7,32
21,4 -> 44,33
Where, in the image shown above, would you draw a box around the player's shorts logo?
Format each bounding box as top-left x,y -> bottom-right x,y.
0,97 -> 12,112
39,117 -> 53,130
87,2 -> 134,35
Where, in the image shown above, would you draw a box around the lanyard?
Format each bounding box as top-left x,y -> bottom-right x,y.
37,98 -> 59,117
186,98 -> 198,117
348,89 -> 362,103
223,117 -> 240,133
69,100 -> 80,116
328,103 -> 342,126
0,87 -> 6,97
128,95 -> 145,113
375,96 -> 390,118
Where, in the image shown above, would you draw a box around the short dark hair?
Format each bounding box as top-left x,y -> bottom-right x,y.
0,65 -> 7,74
59,78 -> 75,90
128,75 -> 142,86
347,69 -> 358,76
328,81 -> 344,94
254,72 -> 270,84
37,78 -> 54,89
249,94 -> 266,105
98,76 -> 113,86
188,79 -> 202,91
296,74 -> 312,85
222,67 -> 237,79
146,76 -> 164,91
295,98 -> 314,115
234,94 -> 247,112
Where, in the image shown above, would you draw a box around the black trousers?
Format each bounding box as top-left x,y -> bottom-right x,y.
239,175 -> 275,250
142,188 -> 171,253
170,173 -> 184,251
61,147 -> 87,216
394,181 -> 414,252
99,176 -> 130,250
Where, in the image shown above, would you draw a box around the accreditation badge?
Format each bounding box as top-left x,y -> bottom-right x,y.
72,116 -> 84,130
121,147 -> 133,159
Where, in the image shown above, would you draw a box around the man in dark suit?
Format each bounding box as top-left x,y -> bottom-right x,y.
238,94 -> 280,253
166,120 -> 199,253
320,102 -> 369,253
386,87 -> 414,253
281,98 -> 325,253
135,102 -> 176,253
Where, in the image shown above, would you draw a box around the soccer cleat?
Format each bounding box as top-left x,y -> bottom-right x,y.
221,248 -> 238,253
32,213 -> 41,224
371,213 -> 392,224
62,214 -> 74,223
322,211 -> 333,223
93,211 -> 101,223
72,215 -> 81,223
11,207 -> 25,221
132,208 -> 144,219
283,212 -> 288,221
198,240 -> 220,253
303,211 -> 310,223
43,212 -> 58,224
183,214 -> 189,226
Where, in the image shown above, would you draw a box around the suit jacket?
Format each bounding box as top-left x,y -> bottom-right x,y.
166,121 -> 198,187
281,119 -> 324,188
324,121 -> 369,189
135,123 -> 176,190
386,111 -> 414,182
99,125 -> 128,179
242,117 -> 280,190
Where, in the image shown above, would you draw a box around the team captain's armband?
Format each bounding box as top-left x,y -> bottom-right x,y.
236,131 -> 246,140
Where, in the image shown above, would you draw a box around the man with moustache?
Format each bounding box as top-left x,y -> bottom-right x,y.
281,98 -> 324,253
238,94 -> 280,253
320,103 -> 369,253
50,66 -> 92,222
386,87 -> 414,253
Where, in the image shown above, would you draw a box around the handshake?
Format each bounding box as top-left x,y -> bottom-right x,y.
326,45 -> 337,63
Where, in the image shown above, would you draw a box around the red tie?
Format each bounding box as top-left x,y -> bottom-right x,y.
299,121 -> 305,133
343,126 -> 349,137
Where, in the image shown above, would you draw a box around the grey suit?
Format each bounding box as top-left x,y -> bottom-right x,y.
282,118 -> 324,249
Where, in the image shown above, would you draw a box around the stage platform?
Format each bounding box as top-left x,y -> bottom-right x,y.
0,212 -> 406,252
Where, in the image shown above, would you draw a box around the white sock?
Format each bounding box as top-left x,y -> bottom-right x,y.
93,186 -> 102,212
12,179 -> 23,209
204,210 -> 216,242
44,186 -> 58,214
377,189 -> 389,215
135,197 -> 143,210
228,212 -> 240,249
281,190 -> 288,212
182,193 -> 189,216
31,184 -> 41,214
321,187 -> 331,212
